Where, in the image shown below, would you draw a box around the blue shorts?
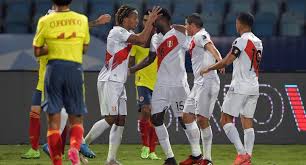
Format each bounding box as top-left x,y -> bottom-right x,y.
32,89 -> 42,106
42,60 -> 87,115
136,86 -> 152,111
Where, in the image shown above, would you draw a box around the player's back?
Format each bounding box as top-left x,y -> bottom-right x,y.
36,11 -> 89,64
189,28 -> 219,85
152,29 -> 188,87
231,32 -> 263,95
98,26 -> 132,83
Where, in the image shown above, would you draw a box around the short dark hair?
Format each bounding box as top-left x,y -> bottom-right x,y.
159,8 -> 171,21
115,5 -> 137,25
52,0 -> 72,6
237,12 -> 254,27
186,13 -> 203,28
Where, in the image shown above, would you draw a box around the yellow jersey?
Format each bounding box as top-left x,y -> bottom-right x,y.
130,45 -> 157,90
36,56 -> 48,91
32,11 -> 90,64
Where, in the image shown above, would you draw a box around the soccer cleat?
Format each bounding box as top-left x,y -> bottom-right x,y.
80,154 -> 89,164
148,152 -> 161,160
68,148 -> 81,165
105,160 -> 122,165
21,148 -> 40,159
179,155 -> 203,165
42,143 -> 50,158
140,146 -> 150,159
164,157 -> 178,165
79,143 -> 96,158
233,154 -> 251,165
199,159 -> 214,165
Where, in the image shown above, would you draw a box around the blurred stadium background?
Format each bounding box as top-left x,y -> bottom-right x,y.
0,0 -> 306,164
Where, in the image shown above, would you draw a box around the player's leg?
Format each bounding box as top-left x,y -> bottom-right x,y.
240,95 -> 259,164
21,90 -> 42,159
105,83 -> 127,165
197,81 -> 220,164
221,92 -> 249,165
47,113 -> 62,165
179,85 -> 203,165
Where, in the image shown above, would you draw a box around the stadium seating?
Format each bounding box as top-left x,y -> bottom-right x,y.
256,0 -> 280,16
70,0 -> 88,14
117,0 -> 143,12
280,12 -> 305,37
201,0 -> 227,15
145,0 -> 172,13
202,12 -> 223,36
286,0 -> 306,15
88,0 -> 115,16
173,0 -> 199,16
253,12 -> 277,37
224,12 -> 239,36
229,0 -> 254,14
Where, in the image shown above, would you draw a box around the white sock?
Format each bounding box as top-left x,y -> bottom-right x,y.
85,119 -> 110,144
155,124 -> 174,158
244,128 -> 255,156
223,123 -> 246,155
60,108 -> 68,134
107,124 -> 124,161
184,121 -> 201,157
201,126 -> 213,161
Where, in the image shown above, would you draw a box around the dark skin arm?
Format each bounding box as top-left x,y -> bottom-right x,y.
34,46 -> 48,57
88,14 -> 111,27
171,24 -> 186,34
200,50 -> 237,76
129,51 -> 156,74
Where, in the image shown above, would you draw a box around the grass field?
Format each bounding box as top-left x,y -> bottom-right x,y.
0,144 -> 305,165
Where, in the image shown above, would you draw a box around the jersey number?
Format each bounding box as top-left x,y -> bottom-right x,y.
175,101 -> 184,111
57,32 -> 77,39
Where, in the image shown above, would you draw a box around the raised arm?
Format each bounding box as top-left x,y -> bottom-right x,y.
127,6 -> 162,45
88,14 -> 111,27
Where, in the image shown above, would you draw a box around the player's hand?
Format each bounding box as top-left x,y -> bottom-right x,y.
200,68 -> 209,76
219,68 -> 225,74
147,6 -> 162,24
96,14 -> 111,25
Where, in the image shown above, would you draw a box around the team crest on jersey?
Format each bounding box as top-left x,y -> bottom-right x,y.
167,40 -> 173,48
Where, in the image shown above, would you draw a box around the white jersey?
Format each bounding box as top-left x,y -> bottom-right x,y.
98,26 -> 132,83
189,28 -> 219,85
230,32 -> 263,95
150,29 -> 188,87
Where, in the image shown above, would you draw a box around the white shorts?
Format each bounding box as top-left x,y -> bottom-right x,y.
151,84 -> 190,117
183,80 -> 220,118
97,81 -> 127,116
222,91 -> 259,118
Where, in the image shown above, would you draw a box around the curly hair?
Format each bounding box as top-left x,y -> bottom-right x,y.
115,5 -> 137,25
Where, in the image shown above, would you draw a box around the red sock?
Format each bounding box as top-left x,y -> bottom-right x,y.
61,126 -> 69,154
139,118 -> 150,147
149,124 -> 158,153
69,124 -> 84,150
29,111 -> 40,150
47,129 -> 62,165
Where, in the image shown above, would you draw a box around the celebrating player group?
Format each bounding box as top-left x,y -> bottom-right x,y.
23,0 -> 263,165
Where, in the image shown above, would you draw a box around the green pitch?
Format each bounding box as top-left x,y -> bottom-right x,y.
0,144 -> 305,165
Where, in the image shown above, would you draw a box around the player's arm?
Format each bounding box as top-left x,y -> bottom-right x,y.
127,6 -> 161,45
129,51 -> 156,74
200,48 -> 239,76
33,18 -> 48,57
128,46 -> 137,68
34,46 -> 48,57
88,14 -> 111,27
205,42 -> 225,73
171,24 -> 186,34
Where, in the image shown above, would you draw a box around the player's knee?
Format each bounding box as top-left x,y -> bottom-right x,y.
31,106 -> 41,114
115,115 -> 126,126
182,113 -> 196,124
220,113 -> 233,127
178,117 -> 187,130
197,115 -> 210,129
151,112 -> 164,126
105,115 -> 116,126
141,105 -> 151,119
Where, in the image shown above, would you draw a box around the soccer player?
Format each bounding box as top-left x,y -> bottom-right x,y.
21,6 -> 111,159
129,10 -> 160,160
80,5 -> 161,165
200,12 -> 263,165
129,9 -> 190,165
178,13 -> 224,165
33,0 -> 92,164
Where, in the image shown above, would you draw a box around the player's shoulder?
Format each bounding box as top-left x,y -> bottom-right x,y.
194,28 -> 210,40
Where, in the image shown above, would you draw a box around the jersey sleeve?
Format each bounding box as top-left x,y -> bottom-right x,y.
117,27 -> 132,43
84,16 -> 90,45
150,34 -> 160,52
231,37 -> 245,58
130,45 -> 137,57
33,18 -> 45,47
194,33 -> 212,48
